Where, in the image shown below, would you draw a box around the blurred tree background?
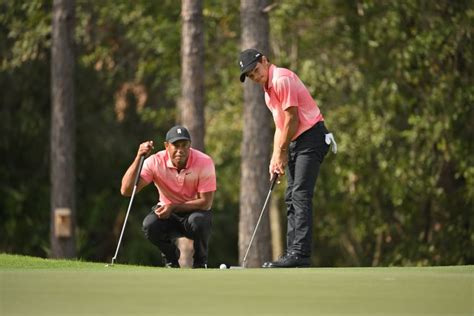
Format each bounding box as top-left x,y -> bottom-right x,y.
0,0 -> 472,267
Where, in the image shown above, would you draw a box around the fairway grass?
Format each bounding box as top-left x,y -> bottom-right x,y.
1,254 -> 472,316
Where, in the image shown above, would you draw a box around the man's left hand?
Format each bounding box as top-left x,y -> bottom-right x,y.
154,204 -> 175,219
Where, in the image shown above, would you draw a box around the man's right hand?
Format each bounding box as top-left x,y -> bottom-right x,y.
121,142 -> 152,196
138,141 -> 154,158
269,149 -> 287,177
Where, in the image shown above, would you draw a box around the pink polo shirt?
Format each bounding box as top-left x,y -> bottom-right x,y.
140,148 -> 216,208
264,64 -> 323,140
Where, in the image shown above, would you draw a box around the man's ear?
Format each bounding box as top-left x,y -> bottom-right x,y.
262,56 -> 269,65
164,142 -> 169,149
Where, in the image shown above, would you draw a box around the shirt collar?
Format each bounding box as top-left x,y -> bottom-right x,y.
265,64 -> 276,92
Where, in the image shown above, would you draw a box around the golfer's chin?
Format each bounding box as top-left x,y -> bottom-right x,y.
173,158 -> 187,169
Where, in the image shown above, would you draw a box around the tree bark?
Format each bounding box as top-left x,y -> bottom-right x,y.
239,0 -> 272,267
50,0 -> 76,258
270,194 -> 283,261
178,0 -> 205,267
179,0 -> 205,151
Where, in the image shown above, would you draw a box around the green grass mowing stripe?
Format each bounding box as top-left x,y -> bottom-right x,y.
1,254 -> 473,315
2,268 -> 473,315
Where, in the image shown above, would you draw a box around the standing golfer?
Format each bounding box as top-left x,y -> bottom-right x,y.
239,49 -> 336,268
120,125 -> 216,268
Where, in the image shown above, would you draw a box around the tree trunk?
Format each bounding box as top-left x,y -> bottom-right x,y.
179,0 -> 205,150
50,0 -> 76,258
178,0 -> 205,267
239,0 -> 272,267
270,194 -> 283,261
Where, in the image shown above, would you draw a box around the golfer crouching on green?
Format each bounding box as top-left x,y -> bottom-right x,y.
120,126 -> 216,268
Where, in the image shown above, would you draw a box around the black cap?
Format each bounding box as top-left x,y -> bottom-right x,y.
239,49 -> 262,82
165,125 -> 191,143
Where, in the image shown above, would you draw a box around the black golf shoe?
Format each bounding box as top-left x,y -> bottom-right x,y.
162,248 -> 180,268
164,261 -> 180,268
262,252 -> 311,268
262,252 -> 288,268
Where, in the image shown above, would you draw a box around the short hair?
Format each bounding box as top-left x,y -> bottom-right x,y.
257,55 -> 270,63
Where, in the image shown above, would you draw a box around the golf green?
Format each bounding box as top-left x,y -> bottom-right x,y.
1,254 -> 472,315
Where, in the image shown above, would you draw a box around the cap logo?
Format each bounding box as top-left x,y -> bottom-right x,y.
177,128 -> 182,134
239,61 -> 243,68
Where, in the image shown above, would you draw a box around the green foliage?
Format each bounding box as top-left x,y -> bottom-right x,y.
0,0 -> 472,267
0,0 -> 51,71
0,0 -> 51,256
270,0 -> 473,266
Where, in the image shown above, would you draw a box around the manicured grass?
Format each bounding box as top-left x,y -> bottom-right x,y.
1,253 -> 472,315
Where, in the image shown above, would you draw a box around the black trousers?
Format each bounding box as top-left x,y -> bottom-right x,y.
285,121 -> 329,257
142,207 -> 212,265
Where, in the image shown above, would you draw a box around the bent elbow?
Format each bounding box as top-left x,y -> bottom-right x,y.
204,200 -> 213,211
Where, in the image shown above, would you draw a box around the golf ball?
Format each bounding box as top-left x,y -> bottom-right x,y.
219,263 -> 227,269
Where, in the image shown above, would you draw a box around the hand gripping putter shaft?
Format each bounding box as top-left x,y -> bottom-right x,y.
107,155 -> 145,267
241,173 -> 279,268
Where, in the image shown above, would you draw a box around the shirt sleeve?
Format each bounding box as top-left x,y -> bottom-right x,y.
274,76 -> 299,111
140,156 -> 154,184
198,159 -> 217,193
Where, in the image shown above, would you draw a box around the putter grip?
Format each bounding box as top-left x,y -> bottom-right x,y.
270,173 -> 279,190
134,155 -> 145,187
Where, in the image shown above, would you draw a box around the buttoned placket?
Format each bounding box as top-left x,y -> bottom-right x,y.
165,149 -> 193,189
175,169 -> 186,187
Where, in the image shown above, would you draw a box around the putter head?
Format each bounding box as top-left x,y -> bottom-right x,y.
229,260 -> 246,269
105,257 -> 116,267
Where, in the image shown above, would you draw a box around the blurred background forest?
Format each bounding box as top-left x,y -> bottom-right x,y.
1,0 -> 472,267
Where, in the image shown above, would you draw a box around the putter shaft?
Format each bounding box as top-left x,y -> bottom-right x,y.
242,174 -> 278,267
109,155 -> 145,265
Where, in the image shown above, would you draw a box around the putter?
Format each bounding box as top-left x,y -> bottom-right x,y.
230,173 -> 279,269
106,155 -> 145,267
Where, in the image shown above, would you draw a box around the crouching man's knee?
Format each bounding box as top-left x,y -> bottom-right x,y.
187,211 -> 212,237
142,212 -> 167,241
